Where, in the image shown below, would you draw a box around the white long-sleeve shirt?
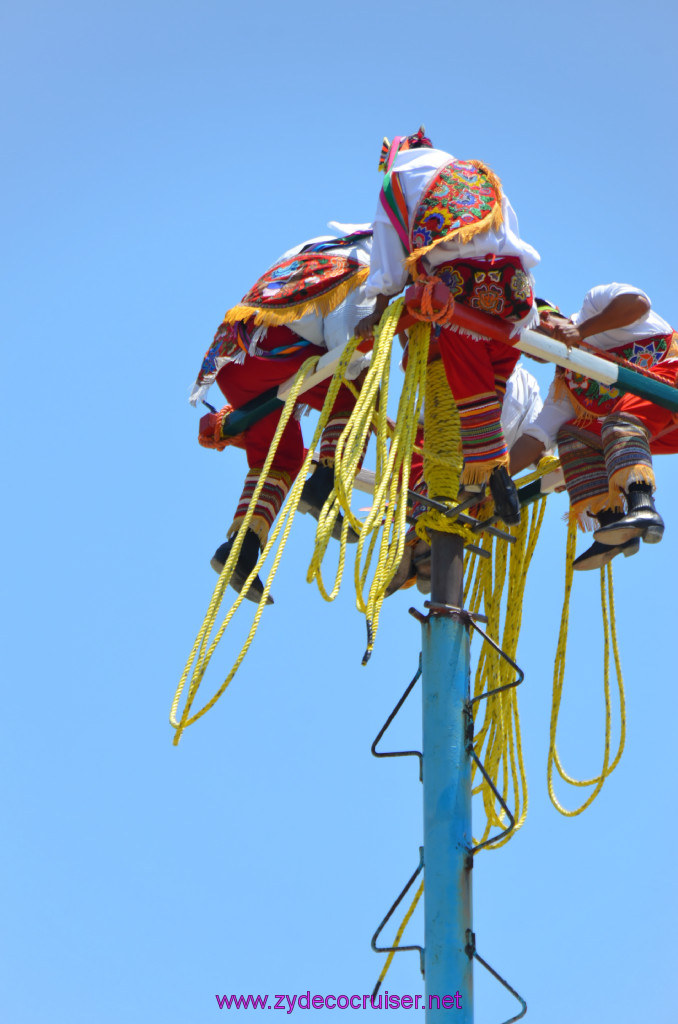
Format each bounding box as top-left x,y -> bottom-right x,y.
524,283 -> 673,447
364,148 -> 541,300
571,282 -> 671,349
190,229 -> 375,404
501,363 -> 546,451
277,231 -> 375,365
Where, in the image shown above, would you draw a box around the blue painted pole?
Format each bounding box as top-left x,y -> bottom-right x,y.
421,531 -> 473,1022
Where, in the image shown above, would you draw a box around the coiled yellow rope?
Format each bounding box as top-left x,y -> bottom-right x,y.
547,520 -> 626,814
372,483 -> 553,995
306,301 -> 406,604
309,302 -> 482,659
415,359 -> 475,547
464,497 -> 547,847
170,337 -> 361,744
307,301 -> 429,659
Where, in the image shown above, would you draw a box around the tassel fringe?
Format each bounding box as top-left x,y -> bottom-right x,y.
229,514 -> 269,548
461,453 -> 510,487
567,492 -> 623,531
221,268 -> 370,329
552,375 -> 608,426
607,464 -> 656,505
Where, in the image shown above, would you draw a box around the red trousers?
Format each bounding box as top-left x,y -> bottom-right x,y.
216,325 -> 356,477
431,256 -> 531,482
610,358 -> 678,455
557,358 -> 678,524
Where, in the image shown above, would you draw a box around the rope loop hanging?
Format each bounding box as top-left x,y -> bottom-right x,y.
546,521 -> 626,815
170,336 -> 362,744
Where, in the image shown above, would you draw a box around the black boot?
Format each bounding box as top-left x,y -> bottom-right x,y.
573,536 -> 640,571
210,528 -> 273,605
298,464 -> 359,542
488,465 -> 521,526
593,484 -> 664,546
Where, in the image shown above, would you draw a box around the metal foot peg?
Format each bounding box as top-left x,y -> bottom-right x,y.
371,658 -> 423,780
370,850 -> 425,999
466,930 -> 527,1024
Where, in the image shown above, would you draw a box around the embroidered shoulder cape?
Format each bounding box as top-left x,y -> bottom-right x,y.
189,231 -> 372,405
379,157 -> 504,276
222,230 -> 372,329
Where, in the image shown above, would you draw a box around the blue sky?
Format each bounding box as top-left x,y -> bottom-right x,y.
3,1 -> 678,1021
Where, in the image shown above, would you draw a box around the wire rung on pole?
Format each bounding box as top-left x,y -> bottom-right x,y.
466,930 -> 527,1024
371,657 -> 423,781
371,851 -> 425,998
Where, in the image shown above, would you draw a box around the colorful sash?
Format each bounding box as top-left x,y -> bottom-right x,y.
221,231 -> 372,329
556,332 -> 678,421
378,137 -> 410,251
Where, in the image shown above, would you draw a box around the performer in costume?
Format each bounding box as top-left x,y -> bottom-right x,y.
355,128 -> 541,525
509,286 -> 674,570
192,227 -> 376,601
388,362 -> 548,595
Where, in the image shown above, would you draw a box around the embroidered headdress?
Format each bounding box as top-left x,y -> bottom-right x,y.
378,126 -> 432,171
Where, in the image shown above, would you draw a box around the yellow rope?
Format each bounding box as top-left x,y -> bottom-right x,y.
514,454 -> 561,489
373,880 -> 424,996
357,323 -> 428,653
463,497 -> 547,848
547,521 -> 626,814
170,337 -> 361,744
307,300 -> 428,659
460,454 -> 558,850
373,495 -> 550,990
415,359 -> 475,546
309,303 -> 482,659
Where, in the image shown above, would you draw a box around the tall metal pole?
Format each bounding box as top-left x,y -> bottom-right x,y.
421,529 -> 473,1022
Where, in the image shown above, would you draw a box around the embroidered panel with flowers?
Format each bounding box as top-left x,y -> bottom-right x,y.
559,332 -> 678,420
433,256 -> 534,324
410,160 -> 502,256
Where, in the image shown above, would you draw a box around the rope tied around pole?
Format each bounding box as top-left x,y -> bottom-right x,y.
415,359 -> 476,546
405,274 -> 456,324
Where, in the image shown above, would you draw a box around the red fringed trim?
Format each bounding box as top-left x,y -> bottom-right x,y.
198,406 -> 247,452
